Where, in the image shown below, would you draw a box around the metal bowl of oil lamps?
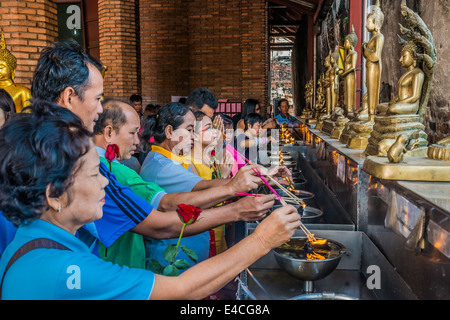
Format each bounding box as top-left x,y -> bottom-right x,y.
291,177 -> 307,186
271,161 -> 297,170
275,189 -> 314,201
272,237 -> 347,282
269,151 -> 291,157
269,155 -> 293,161
288,177 -> 307,187
274,182 -> 307,192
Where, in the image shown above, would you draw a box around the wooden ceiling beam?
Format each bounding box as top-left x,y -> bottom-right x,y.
269,0 -> 315,16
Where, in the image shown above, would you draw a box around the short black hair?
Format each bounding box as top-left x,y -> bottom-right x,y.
186,88 -> 218,111
0,99 -> 92,227
244,113 -> 264,129
277,98 -> 289,108
31,40 -> 103,103
93,97 -> 131,135
141,102 -> 192,144
130,94 -> 142,103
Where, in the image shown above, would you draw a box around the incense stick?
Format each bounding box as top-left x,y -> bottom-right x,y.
251,167 -> 286,205
235,149 -> 316,242
264,175 -> 316,241
265,174 -> 305,206
235,192 -> 262,197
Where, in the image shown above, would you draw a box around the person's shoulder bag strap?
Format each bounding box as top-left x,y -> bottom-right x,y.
0,238 -> 71,300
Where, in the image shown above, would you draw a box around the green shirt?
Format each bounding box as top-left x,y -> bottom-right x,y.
98,150 -> 167,269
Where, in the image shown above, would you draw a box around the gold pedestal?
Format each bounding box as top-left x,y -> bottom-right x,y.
347,135 -> 370,150
330,117 -> 350,140
345,121 -> 374,150
321,119 -> 336,136
365,115 -> 427,156
363,156 -> 450,182
330,126 -> 344,140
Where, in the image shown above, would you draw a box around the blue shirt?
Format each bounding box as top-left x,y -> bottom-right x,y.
140,151 -> 209,271
0,219 -> 154,300
140,151 -> 203,193
89,162 -> 154,248
275,113 -> 300,127
0,214 -> 17,259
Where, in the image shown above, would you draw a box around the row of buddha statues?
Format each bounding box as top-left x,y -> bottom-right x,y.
302,0 -> 449,163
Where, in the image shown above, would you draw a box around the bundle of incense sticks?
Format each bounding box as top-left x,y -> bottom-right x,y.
235,192 -> 262,197
252,167 -> 286,205
235,150 -> 316,242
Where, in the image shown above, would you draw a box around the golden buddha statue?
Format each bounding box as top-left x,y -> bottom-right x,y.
345,1 -> 385,149
340,25 -> 358,118
302,78 -> 315,120
0,30 -> 32,113
323,52 -> 333,116
331,26 -> 359,140
330,48 -> 340,114
314,74 -> 326,121
321,48 -> 341,135
316,53 -> 333,131
362,0 -> 384,124
365,0 -> 436,157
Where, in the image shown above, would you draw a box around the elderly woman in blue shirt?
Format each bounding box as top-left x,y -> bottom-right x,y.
0,100 -> 300,300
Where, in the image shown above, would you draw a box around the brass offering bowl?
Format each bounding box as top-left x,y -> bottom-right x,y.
272,237 -> 347,282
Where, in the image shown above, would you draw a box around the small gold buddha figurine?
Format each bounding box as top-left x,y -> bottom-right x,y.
323,52 -> 333,116
330,47 -> 340,115
345,1 -> 385,149
365,0 -> 436,157
321,48 -> 341,135
0,30 -> 32,113
339,25 -> 358,118
362,0 -> 384,124
313,74 -> 327,130
315,74 -> 326,116
302,78 -> 315,120
331,27 -> 359,140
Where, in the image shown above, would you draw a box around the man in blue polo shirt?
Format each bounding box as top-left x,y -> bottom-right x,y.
29,41 -> 155,252
275,98 -> 300,127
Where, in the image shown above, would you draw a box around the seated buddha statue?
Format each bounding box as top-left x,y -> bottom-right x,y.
0,31 -> 32,113
376,42 -> 424,117
364,0 -> 436,157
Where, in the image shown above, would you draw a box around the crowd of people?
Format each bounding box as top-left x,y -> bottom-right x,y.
0,41 -> 302,300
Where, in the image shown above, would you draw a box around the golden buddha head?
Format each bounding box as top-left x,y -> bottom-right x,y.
345,25 -> 358,49
367,0 -> 384,32
0,30 -> 17,80
400,41 -> 420,68
330,47 -> 340,67
324,52 -> 331,68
